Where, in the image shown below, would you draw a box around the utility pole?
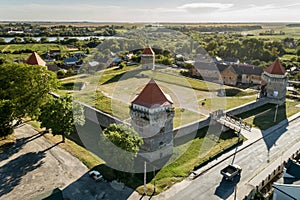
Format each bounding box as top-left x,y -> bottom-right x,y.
153,166 -> 156,193
274,104 -> 279,123
144,161 -> 147,195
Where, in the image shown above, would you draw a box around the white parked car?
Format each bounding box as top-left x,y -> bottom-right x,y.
89,170 -> 103,181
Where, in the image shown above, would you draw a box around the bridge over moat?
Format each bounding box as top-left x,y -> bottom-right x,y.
210,110 -> 252,133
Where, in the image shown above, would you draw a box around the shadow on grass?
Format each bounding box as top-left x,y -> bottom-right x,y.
101,69 -> 143,85
238,103 -> 288,151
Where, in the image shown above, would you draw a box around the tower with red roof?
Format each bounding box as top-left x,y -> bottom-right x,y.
25,52 -> 46,67
141,46 -> 155,70
261,59 -> 288,103
130,79 -> 174,162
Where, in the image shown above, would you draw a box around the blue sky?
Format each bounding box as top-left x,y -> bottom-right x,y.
0,0 -> 299,22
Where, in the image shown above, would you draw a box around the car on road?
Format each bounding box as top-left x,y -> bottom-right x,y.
89,170 -> 103,181
220,164 -> 242,181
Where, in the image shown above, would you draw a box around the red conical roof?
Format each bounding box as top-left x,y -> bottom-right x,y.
265,59 -> 286,75
142,46 -> 154,55
132,79 -> 173,108
26,52 -> 46,66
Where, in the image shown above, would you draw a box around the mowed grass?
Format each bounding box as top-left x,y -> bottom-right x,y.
0,43 -> 69,53
0,43 -> 72,62
60,66 -> 259,127
174,108 -> 205,128
237,100 -> 300,130
198,96 -> 257,111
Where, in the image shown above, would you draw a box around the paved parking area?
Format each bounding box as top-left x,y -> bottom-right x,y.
0,123 -> 137,200
0,124 -> 88,200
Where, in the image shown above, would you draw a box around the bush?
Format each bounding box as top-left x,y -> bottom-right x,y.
57,70 -> 66,78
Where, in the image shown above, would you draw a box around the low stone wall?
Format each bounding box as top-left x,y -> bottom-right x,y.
51,93 -> 269,146
226,98 -> 269,116
173,98 -> 269,143
82,102 -> 125,127
50,92 -> 125,128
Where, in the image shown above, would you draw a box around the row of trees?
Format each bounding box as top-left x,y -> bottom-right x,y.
190,32 -> 287,63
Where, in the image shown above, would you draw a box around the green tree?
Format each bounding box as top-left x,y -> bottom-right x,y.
118,62 -> 126,69
0,38 -> 6,44
100,124 -> 143,173
40,37 -> 49,43
0,63 -> 58,136
38,95 -> 85,142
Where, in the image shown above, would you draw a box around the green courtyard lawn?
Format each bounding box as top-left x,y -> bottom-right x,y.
59,66 -> 260,127
198,95 -> 257,111
237,99 -> 300,130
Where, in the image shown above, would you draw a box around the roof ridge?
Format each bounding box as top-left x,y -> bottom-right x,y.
132,78 -> 173,108
265,59 -> 286,75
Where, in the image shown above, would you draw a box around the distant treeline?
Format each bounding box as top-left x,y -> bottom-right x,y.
168,25 -> 263,33
287,24 -> 300,27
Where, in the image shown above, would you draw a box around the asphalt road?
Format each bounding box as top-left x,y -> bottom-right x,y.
165,117 -> 300,200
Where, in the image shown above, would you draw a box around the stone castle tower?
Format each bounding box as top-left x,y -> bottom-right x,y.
130,79 -> 174,162
141,46 -> 155,70
261,59 -> 288,104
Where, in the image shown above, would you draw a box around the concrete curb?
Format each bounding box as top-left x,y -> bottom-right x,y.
191,112 -> 300,179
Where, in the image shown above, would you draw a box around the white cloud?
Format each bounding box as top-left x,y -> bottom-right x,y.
178,3 -> 234,10
0,2 -> 299,22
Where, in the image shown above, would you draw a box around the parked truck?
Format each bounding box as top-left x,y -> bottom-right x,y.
220,164 -> 242,181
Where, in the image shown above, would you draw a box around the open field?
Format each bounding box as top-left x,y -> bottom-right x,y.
241,23 -> 300,39
0,43 -> 72,62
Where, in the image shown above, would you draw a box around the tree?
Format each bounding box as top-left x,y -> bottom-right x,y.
38,95 -> 85,142
118,62 -> 126,69
0,63 -> 58,136
40,37 -> 49,43
100,124 -> 143,173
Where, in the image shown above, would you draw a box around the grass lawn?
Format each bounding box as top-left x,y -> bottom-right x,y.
174,108 -> 205,128
60,66 -> 259,127
237,99 -> 300,130
0,43 -> 69,53
0,43 -> 73,62
198,96 -> 257,111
